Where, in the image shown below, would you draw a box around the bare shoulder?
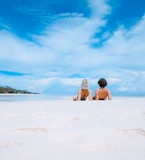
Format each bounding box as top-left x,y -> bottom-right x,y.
78,89 -> 82,93
95,89 -> 100,92
105,88 -> 110,93
96,88 -> 110,95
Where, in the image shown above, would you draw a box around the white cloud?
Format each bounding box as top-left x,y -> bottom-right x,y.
88,0 -> 111,18
0,1 -> 145,95
103,15 -> 145,55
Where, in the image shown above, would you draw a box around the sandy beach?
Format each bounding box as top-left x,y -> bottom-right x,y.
0,97 -> 145,160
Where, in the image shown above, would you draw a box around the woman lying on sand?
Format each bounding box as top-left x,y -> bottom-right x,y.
73,79 -> 92,101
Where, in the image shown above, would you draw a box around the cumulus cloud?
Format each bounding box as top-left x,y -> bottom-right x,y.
88,0 -> 111,18
101,14 -> 145,69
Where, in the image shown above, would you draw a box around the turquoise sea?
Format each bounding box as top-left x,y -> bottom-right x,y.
0,94 -> 71,102
0,94 -> 144,102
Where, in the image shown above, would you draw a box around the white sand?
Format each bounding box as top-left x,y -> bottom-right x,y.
0,98 -> 145,160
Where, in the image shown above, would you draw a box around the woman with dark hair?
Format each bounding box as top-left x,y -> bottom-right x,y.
73,79 -> 92,101
94,78 -> 112,100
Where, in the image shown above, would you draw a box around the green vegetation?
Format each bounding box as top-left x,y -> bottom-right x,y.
0,86 -> 38,94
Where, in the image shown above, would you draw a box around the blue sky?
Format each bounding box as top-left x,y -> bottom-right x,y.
0,0 -> 145,96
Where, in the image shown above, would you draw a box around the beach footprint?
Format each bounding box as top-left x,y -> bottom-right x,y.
117,128 -> 145,137
70,116 -> 81,124
0,140 -> 23,149
15,127 -> 52,132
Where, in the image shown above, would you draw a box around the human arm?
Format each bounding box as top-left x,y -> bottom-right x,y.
77,89 -> 82,101
88,89 -> 92,100
107,90 -> 112,100
95,90 -> 99,100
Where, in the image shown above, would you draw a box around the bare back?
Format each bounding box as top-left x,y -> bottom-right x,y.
78,89 -> 92,100
95,88 -> 112,100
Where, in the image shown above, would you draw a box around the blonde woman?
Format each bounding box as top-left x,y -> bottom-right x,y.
73,79 -> 92,101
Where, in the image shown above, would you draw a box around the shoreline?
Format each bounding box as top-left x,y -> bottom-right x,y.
0,93 -> 145,102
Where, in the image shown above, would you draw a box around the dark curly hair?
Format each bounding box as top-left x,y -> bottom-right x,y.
98,78 -> 107,88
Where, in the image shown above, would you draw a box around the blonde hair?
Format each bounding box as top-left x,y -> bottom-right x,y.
81,79 -> 88,90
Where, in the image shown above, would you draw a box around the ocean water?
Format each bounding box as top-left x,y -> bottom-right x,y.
0,94 -> 71,102
0,94 -> 144,102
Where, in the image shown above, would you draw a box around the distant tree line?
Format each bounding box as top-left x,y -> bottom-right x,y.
0,86 -> 38,94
